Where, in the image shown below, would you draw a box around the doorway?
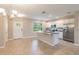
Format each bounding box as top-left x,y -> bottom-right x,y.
13,19 -> 23,39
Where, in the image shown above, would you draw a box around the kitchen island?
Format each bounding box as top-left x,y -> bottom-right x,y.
37,31 -> 62,46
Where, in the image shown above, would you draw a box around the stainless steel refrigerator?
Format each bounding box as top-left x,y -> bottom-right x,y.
63,19 -> 74,43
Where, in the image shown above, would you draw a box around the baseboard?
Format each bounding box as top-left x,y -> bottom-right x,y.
0,42 -> 6,48
0,46 -> 5,48
23,36 -> 37,39
8,38 -> 13,40
74,43 -> 79,46
9,36 -> 37,40
6,36 -> 37,42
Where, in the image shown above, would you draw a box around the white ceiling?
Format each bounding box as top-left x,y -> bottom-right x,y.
0,4 -> 79,20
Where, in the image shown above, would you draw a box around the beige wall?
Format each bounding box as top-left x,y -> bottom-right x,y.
3,16 -> 8,42
8,17 -> 23,39
8,17 -> 13,39
8,17 -> 36,39
0,16 -> 8,47
23,18 -> 36,38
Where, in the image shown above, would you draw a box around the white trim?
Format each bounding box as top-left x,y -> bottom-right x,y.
9,36 -> 37,40
0,38 -> 8,48
0,41 -> 6,48
8,38 -> 14,40
0,46 -> 5,48
23,36 -> 37,39
74,43 -> 79,46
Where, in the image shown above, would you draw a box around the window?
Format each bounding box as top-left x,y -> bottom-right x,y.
33,22 -> 42,32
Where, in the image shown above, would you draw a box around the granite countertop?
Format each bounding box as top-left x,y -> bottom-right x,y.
37,31 -> 59,35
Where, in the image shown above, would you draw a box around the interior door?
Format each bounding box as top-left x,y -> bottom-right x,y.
13,19 -> 23,39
